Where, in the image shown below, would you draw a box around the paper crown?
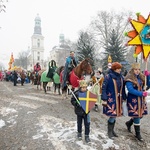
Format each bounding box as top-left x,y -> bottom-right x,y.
79,80 -> 87,87
132,63 -> 140,69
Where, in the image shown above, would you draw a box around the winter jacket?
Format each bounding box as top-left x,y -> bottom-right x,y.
71,89 -> 87,116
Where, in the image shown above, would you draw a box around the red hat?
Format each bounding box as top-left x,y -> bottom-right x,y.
111,62 -> 122,70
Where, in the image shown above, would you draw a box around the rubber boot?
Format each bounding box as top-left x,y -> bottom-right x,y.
85,135 -> 91,143
134,125 -> 144,141
77,132 -> 82,140
112,121 -> 118,137
125,118 -> 133,133
108,121 -> 114,138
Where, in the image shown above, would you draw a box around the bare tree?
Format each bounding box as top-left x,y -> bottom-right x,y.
14,50 -> 30,70
88,10 -> 134,71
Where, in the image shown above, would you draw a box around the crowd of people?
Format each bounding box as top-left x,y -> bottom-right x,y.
70,61 -> 149,143
0,51 -> 149,144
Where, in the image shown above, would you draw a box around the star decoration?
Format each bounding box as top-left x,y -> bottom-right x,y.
125,13 -> 150,60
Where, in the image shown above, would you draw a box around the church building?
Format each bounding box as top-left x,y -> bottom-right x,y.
27,14 -> 45,70
49,33 -> 71,67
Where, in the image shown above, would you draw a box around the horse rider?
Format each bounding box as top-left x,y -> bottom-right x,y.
34,62 -> 41,76
62,51 -> 78,88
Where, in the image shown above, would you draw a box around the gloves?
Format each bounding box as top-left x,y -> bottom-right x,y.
144,70 -> 149,76
142,91 -> 148,97
101,100 -> 107,107
76,102 -> 81,108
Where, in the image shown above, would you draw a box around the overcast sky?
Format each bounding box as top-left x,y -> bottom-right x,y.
0,0 -> 150,68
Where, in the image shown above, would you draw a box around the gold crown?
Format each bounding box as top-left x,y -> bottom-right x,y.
132,63 -> 140,69
79,80 -> 87,87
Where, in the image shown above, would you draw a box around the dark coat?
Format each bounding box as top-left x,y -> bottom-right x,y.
101,69 -> 126,117
71,89 -> 87,116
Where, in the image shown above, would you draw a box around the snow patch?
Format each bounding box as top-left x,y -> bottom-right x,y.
0,119 -> 5,128
34,115 -> 119,150
0,107 -> 17,116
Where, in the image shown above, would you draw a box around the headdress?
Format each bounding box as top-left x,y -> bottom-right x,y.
131,63 -> 140,69
79,80 -> 87,87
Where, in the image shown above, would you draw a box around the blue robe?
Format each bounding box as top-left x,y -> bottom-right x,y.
101,69 -> 126,117
125,74 -> 148,117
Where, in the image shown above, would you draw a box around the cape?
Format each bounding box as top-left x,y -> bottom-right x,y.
69,70 -> 83,88
41,71 -> 52,82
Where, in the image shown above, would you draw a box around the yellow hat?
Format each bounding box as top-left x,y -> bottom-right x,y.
132,63 -> 140,69
79,80 -> 87,87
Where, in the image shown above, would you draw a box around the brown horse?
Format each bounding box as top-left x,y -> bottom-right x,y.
70,58 -> 92,88
30,71 -> 36,85
62,58 -> 93,94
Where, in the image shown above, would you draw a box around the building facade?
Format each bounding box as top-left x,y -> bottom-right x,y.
49,33 -> 71,67
27,14 -> 45,70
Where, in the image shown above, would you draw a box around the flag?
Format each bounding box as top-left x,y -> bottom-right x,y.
78,90 -> 97,114
8,53 -> 14,70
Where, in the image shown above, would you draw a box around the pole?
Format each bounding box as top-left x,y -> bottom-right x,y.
67,85 -> 80,106
144,59 -> 148,91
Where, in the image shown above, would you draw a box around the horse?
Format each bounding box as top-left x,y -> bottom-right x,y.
41,66 -> 64,94
30,71 -> 37,85
62,58 -> 93,93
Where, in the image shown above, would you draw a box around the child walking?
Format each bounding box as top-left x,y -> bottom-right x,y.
71,80 -> 91,143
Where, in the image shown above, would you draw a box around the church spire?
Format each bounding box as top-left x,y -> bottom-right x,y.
34,14 -> 42,35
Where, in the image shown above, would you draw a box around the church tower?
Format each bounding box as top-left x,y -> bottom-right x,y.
31,14 -> 44,68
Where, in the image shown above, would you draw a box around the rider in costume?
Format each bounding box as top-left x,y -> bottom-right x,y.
62,51 -> 78,88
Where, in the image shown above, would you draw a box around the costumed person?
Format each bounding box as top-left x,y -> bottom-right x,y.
124,63 -> 148,141
46,60 -> 57,79
92,68 -> 104,112
34,62 -> 41,76
71,80 -> 91,143
62,51 -> 78,88
101,62 -> 126,139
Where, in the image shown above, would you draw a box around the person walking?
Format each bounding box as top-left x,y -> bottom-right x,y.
13,70 -> 18,86
101,62 -> 126,139
20,70 -> 26,86
71,80 -> 91,143
124,63 -> 148,141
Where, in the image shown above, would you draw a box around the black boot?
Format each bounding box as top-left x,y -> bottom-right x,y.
112,121 -> 118,137
94,104 -> 98,112
134,125 -> 143,141
85,135 -> 91,143
77,132 -> 82,140
125,118 -> 133,132
108,121 -> 114,138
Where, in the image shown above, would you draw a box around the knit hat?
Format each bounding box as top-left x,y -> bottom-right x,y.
111,62 -> 122,70
79,80 -> 87,87
132,63 -> 140,69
